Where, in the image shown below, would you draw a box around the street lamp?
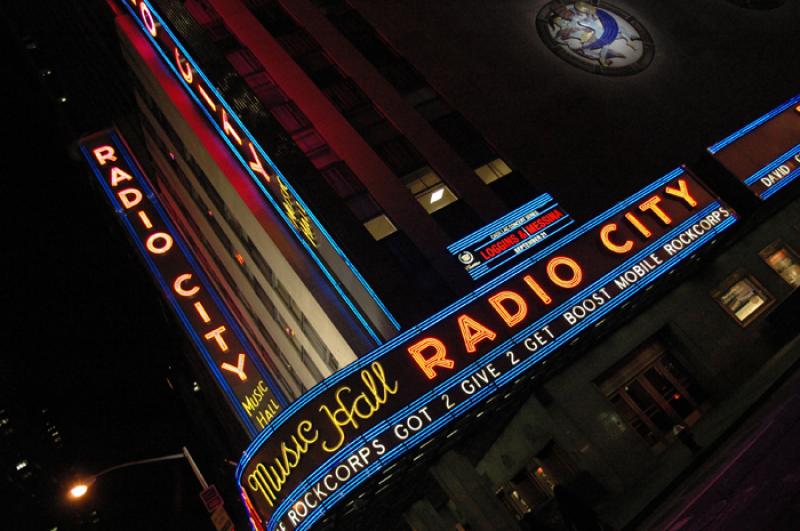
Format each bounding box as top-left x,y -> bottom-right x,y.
68,446 -> 208,500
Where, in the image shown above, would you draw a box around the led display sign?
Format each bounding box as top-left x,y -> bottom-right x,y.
448,193 -> 573,280
708,94 -> 800,200
236,168 -> 736,530
80,129 -> 286,438
119,0 -> 399,344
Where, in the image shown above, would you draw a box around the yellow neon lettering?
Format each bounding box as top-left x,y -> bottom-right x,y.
110,167 -> 134,187
204,326 -> 229,351
117,188 -> 143,209
138,211 -> 153,229
664,178 -> 698,208
246,420 -> 319,507
93,145 -> 117,165
639,196 -> 671,224
408,337 -> 454,380
193,301 -> 211,323
221,353 -> 247,381
173,273 -> 200,297
457,314 -> 497,353
145,232 -> 173,254
600,223 -> 634,254
318,362 -> 397,453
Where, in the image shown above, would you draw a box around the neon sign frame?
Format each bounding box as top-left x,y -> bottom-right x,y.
235,168 -> 737,529
119,0 -> 399,345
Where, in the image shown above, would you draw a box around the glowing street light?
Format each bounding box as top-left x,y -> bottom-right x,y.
69,484 -> 90,498
67,447 -> 207,501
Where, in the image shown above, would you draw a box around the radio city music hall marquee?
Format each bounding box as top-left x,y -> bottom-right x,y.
80,129 -> 284,437
236,169 -> 737,530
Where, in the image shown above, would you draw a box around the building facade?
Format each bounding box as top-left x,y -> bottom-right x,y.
81,0 -> 798,529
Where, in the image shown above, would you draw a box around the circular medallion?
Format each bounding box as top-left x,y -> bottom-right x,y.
726,0 -> 786,8
536,1 -> 655,75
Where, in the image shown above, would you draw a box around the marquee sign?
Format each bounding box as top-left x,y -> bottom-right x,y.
708,94 -> 800,200
118,0 -> 399,344
80,129 -> 286,438
236,168 -> 736,530
448,193 -> 573,281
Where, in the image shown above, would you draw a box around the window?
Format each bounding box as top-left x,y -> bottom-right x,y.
475,158 -> 513,185
597,337 -> 706,449
363,214 -> 397,241
497,441 -> 579,519
759,241 -> 800,287
712,272 -> 774,326
403,166 -> 458,214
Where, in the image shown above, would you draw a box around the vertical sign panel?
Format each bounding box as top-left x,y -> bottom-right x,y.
117,0 -> 399,343
80,129 -> 285,438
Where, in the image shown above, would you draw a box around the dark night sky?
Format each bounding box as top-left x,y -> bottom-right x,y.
1,13 -> 219,530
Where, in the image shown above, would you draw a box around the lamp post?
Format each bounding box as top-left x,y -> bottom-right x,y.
69,446 -> 208,499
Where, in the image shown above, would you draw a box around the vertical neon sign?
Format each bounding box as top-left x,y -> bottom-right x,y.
119,0 -> 400,344
80,128 -> 287,437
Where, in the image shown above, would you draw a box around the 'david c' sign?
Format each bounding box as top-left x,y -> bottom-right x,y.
80,129 -> 284,437
709,94 -> 800,200
237,168 -> 737,530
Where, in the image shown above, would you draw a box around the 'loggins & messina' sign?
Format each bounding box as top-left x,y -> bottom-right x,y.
236,168 -> 737,530
80,129 -> 285,437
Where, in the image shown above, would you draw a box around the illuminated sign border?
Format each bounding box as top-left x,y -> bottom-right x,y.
80,129 -> 287,437
708,94 -> 800,154
447,193 -> 573,280
708,94 -> 800,200
120,0 -> 400,344
236,168 -> 737,529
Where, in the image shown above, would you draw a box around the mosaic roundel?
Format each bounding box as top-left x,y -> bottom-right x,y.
536,1 -> 654,75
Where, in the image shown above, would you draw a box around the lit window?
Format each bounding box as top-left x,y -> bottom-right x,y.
403,166 -> 457,214
363,214 -> 397,241
759,241 -> 800,287
713,272 -> 774,326
474,158 -> 512,185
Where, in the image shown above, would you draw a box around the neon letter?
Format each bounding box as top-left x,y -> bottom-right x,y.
92,145 -> 117,165
193,301 -> 211,323
248,142 -> 269,181
110,167 -> 134,187
408,338 -> 454,380
117,188 -> 143,209
639,196 -> 671,224
145,232 -> 173,254
174,48 -> 193,83
140,2 -> 157,37
523,275 -> 552,305
196,85 -> 217,112
457,315 -> 497,353
600,223 -> 634,254
173,273 -> 200,297
624,212 -> 652,238
488,291 -> 528,327
222,109 -> 243,145
138,211 -> 153,229
546,256 -> 583,289
221,353 -> 247,381
665,178 -> 698,208
204,326 -> 229,351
